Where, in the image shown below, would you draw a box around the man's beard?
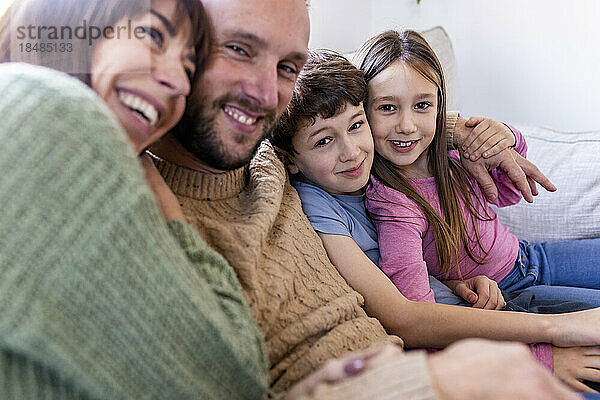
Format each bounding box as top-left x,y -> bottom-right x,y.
176,96 -> 277,171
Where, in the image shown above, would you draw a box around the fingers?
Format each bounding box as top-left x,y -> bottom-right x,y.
514,152 -> 557,193
564,376 -> 596,393
482,281 -> 505,310
470,277 -> 505,310
285,347 -> 384,399
583,347 -> 600,356
495,289 -> 507,310
452,282 -> 478,304
462,119 -> 491,158
498,151 -> 534,203
467,161 -> 499,202
579,368 -> 600,388
462,118 -> 514,161
464,115 -> 485,127
527,176 -> 539,197
431,340 -> 582,400
480,138 -> 514,159
471,280 -> 490,309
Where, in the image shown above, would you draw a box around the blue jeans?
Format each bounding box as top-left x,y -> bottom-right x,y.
499,239 -> 600,307
429,275 -> 472,306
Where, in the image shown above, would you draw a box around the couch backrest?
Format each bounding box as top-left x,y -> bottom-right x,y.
420,26 -> 459,112
493,126 -> 600,242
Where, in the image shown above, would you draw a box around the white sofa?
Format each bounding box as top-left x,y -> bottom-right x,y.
422,26 -> 600,243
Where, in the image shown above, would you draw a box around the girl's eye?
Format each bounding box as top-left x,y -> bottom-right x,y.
415,102 -> 432,110
141,27 -> 164,47
378,104 -> 396,112
315,137 -> 333,148
349,121 -> 364,131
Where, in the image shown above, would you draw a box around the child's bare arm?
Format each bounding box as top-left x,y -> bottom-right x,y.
316,232 -> 600,350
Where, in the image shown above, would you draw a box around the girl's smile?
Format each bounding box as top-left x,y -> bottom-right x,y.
388,139 -> 421,153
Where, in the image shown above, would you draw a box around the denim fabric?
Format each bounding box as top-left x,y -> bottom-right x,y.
429,275 -> 472,306
499,238 -> 600,307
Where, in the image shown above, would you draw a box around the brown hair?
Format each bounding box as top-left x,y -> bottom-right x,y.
355,30 -> 493,277
0,0 -> 210,86
270,48 -> 367,156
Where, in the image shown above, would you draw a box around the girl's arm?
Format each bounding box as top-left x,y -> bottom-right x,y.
318,232 -> 600,350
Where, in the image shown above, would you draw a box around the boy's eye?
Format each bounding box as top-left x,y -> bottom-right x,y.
378,104 -> 396,112
315,137 -> 333,148
141,27 -> 164,47
415,102 -> 432,110
349,121 -> 364,131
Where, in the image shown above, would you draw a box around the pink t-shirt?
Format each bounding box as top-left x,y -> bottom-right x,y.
366,127 -> 527,303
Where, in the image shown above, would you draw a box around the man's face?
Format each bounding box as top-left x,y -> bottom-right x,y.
176,0 -> 310,171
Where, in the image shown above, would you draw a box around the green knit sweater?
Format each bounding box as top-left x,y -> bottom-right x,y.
0,63 -> 268,399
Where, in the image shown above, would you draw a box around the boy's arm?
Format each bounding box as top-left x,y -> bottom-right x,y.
317,232 -> 434,333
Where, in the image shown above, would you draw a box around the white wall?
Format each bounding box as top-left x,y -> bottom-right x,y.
0,0 -> 15,17
309,0 -> 600,131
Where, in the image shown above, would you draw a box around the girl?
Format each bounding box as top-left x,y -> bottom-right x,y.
0,0 -> 270,397
358,30 -> 600,307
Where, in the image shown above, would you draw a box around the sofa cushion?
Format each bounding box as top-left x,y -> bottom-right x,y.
420,26 -> 459,112
492,125 -> 600,242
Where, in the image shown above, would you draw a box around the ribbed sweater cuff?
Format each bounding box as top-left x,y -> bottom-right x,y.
446,110 -> 460,150
295,350 -> 439,400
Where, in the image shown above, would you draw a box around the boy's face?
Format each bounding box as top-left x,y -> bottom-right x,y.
288,102 -> 374,195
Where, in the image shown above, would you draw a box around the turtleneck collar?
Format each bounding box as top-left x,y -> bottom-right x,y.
149,152 -> 248,201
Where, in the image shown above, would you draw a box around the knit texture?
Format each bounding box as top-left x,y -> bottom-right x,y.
153,141 -> 403,393
0,63 -> 268,399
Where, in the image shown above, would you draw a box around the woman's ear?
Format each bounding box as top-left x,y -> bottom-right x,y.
273,145 -> 300,175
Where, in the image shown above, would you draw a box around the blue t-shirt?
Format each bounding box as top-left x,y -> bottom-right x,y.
292,179 -> 470,306
292,180 -> 380,265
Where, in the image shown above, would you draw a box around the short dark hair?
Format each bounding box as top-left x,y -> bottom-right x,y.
270,48 -> 367,155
